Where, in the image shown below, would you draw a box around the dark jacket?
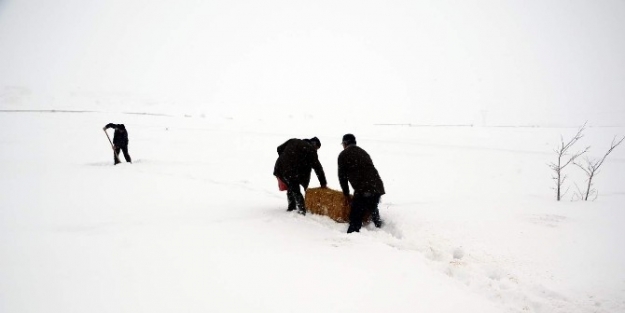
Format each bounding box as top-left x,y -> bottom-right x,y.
105,123 -> 129,147
338,144 -> 385,196
273,138 -> 327,189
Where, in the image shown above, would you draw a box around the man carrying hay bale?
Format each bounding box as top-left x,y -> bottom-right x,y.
273,137 -> 327,215
338,134 -> 385,233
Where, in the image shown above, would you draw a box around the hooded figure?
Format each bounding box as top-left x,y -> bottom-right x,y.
273,137 -> 327,215
103,123 -> 132,165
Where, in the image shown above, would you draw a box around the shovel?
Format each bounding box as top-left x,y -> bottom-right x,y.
103,128 -> 121,164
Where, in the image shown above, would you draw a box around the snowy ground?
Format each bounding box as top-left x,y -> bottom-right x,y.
1,110 -> 624,313
2,0 -> 624,311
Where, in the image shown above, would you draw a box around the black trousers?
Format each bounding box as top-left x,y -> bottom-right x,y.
283,178 -> 306,214
114,145 -> 132,164
348,193 -> 382,233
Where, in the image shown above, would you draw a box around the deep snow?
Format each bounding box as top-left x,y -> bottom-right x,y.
1,111 -> 624,312
1,0 -> 625,312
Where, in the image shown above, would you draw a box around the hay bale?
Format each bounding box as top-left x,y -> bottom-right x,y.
305,187 -> 370,223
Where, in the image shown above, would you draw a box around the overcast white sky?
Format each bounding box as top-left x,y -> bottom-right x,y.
1,0 -> 624,124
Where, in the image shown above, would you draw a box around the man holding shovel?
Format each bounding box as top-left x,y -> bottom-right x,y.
103,123 -> 132,165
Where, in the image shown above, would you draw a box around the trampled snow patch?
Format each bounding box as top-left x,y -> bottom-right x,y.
2,110 -> 625,312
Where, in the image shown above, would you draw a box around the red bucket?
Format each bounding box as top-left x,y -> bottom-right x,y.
276,177 -> 288,191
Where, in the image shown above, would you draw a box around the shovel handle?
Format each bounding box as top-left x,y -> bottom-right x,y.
103,129 -> 115,150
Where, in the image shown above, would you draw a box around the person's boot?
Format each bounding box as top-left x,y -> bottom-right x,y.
286,192 -> 295,211
294,192 -> 306,215
372,216 -> 383,228
371,209 -> 382,228
347,225 -> 359,233
287,203 -> 295,212
297,207 -> 306,215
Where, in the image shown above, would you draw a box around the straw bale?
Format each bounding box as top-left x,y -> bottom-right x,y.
305,187 -> 370,223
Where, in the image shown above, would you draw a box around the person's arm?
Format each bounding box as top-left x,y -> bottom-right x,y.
103,123 -> 116,130
311,153 -> 327,188
338,155 -> 350,196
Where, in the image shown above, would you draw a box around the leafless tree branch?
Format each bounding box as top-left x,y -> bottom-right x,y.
572,183 -> 584,201
549,122 -> 589,201
574,135 -> 624,201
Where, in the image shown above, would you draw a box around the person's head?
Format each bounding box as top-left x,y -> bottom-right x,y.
341,133 -> 356,149
308,137 -> 321,150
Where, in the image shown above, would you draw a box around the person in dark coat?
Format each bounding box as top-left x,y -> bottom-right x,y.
338,133 -> 385,233
103,123 -> 132,165
273,137 -> 327,215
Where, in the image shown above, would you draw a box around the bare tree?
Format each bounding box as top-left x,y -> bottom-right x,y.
548,123 -> 589,201
574,136 -> 625,201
